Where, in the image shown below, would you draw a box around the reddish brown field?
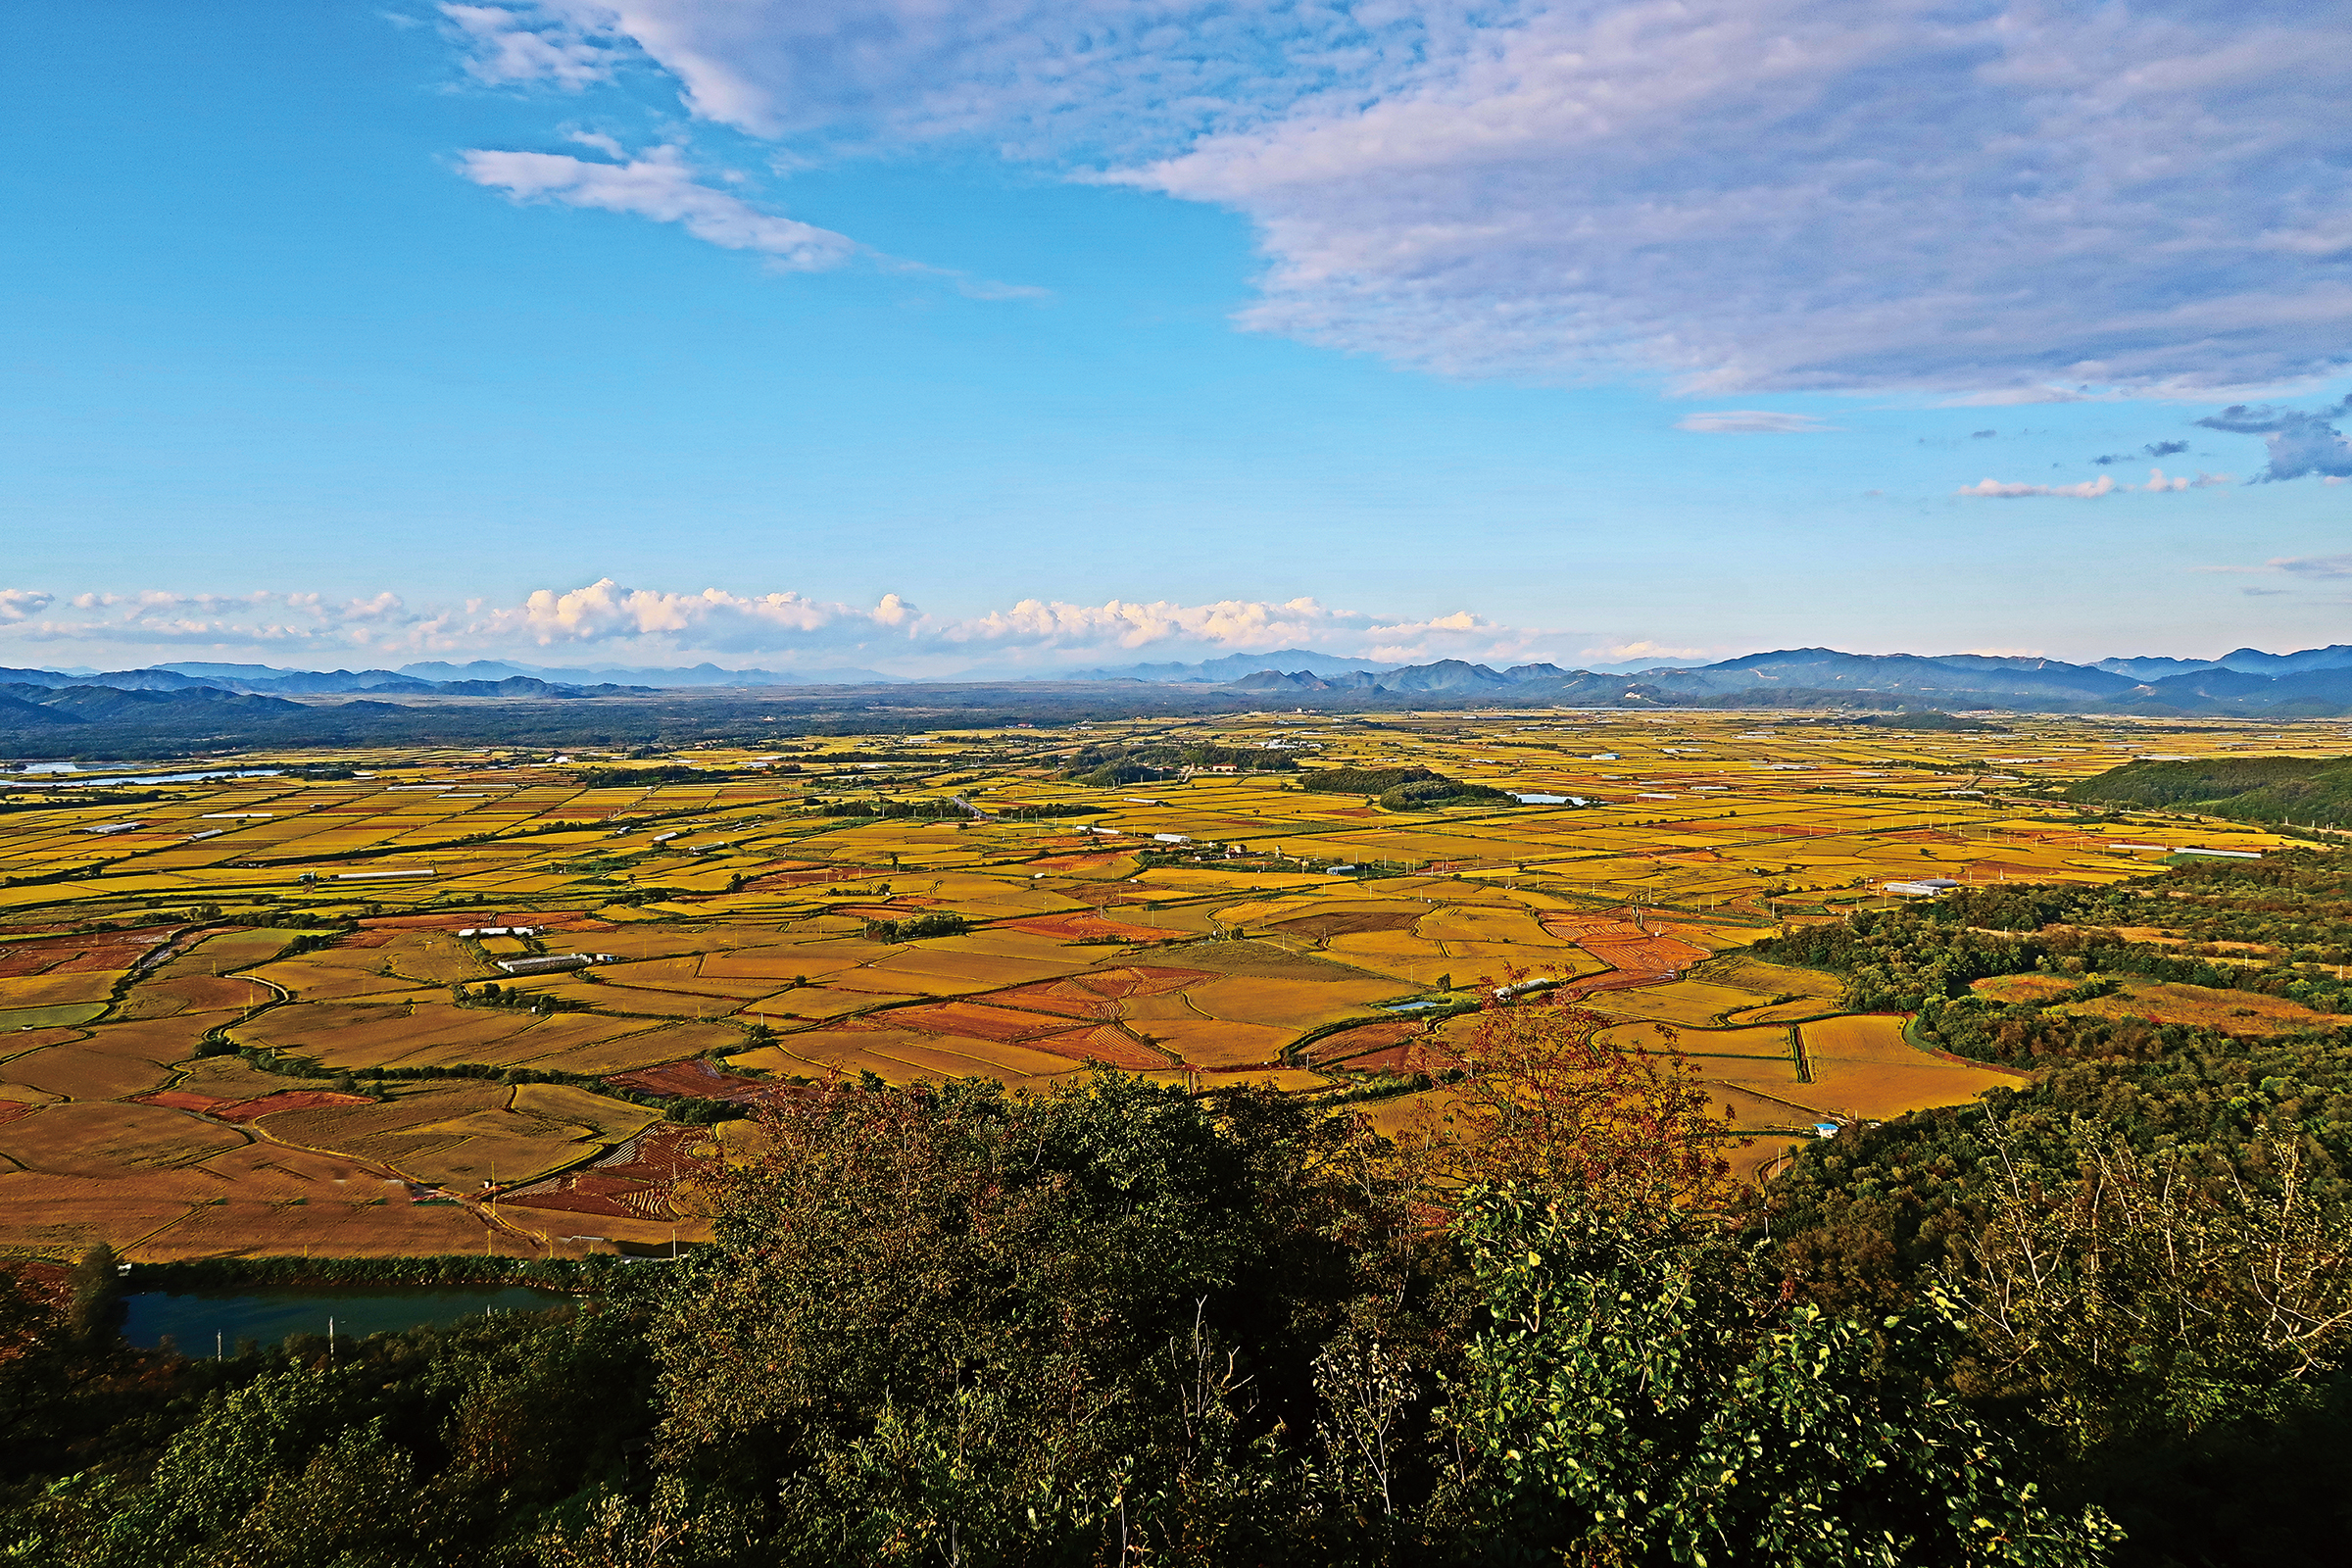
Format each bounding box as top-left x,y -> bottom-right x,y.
0,927 -> 177,977
604,1058 -> 768,1101
996,912 -> 1168,943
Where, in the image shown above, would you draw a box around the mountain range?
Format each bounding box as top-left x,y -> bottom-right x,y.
1217,644 -> 2352,714
7,644 -> 2352,757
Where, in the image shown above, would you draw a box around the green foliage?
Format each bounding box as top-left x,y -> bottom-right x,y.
1298,766 -> 1444,795
2063,757 -> 2352,827
0,1302 -> 658,1568
1375,779 -> 1516,811
651,1073 -> 1438,1563
1753,856 -> 2352,1047
1434,1187 -> 2116,1566
1940,1126 -> 2352,1450
858,911 -> 970,942
62,1249 -> 117,1348
1061,742 -> 1298,787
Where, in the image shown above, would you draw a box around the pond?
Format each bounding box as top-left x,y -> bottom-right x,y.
2,766 -> 284,787
121,1285 -> 570,1351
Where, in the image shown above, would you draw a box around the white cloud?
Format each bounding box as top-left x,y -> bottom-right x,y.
1957,466 -> 2231,499
453,1 -> 2352,396
1585,640 -> 1704,666
1674,411 -> 1838,434
1956,475 -> 2119,500
441,3 -> 613,89
0,579 -> 1592,674
0,590 -> 53,624
458,145 -> 857,270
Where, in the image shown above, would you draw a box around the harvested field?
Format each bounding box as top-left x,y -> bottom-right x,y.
1583,980 -> 1781,1026
114,973 -> 276,1018
604,1058 -> 768,1101
1265,907 -> 1424,941
1798,1014 -> 2019,1120
0,710 -> 2297,1251
212,1090 -> 376,1122
0,1102 -> 246,1176
1593,1020 -> 1794,1059
1971,974 -> 2341,1033
1184,974 -> 1400,1030
0,970 -> 124,1009
0,927 -> 175,977
501,1124 -> 705,1223
0,1039 -> 179,1102
1132,1018 -> 1291,1070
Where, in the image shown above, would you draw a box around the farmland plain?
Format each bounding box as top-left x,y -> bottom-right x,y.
0,709 -> 2323,1259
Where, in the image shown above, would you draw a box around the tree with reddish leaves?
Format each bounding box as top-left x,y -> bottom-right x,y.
1415,985 -> 1740,1212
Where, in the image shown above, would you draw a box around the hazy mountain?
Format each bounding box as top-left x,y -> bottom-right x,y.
1061,649 -> 1402,683
2093,645 -> 2352,680
395,660 -> 896,687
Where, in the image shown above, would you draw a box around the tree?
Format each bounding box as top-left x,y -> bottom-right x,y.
649,1071 -> 1436,1563
63,1247 -> 117,1348
1939,1120 -> 2352,1450
1419,991 -> 1738,1212
1430,1187 -> 2119,1567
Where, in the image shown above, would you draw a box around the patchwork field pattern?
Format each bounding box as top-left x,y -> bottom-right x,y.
0,710 -> 2317,1257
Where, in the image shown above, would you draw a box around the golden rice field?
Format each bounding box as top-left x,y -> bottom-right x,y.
0,710 -> 2318,1258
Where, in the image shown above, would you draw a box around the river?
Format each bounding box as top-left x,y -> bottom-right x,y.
121,1284 -> 570,1351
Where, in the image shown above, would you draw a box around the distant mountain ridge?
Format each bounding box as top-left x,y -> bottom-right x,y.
1061,650 -> 1402,683
389,661 -> 898,687
1210,643 -> 2352,716
10,643 -> 2352,744
0,665 -> 654,701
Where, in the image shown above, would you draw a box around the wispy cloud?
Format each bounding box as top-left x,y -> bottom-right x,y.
1673,411 -> 1838,434
2196,552 -> 2352,579
440,1 -> 2352,397
457,145 -> 857,270
2093,439 -> 2191,466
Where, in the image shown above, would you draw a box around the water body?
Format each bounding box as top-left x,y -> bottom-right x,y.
3,767 -> 284,787
122,1285 -> 568,1350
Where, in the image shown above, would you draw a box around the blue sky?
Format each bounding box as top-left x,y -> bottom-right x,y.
4,1 -> 2349,675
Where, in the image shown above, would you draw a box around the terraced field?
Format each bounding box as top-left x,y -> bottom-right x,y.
0,710 -> 2315,1258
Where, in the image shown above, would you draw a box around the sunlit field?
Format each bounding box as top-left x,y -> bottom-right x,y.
0,709 -> 2320,1259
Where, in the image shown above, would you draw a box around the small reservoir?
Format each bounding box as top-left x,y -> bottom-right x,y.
122,1285 -> 569,1350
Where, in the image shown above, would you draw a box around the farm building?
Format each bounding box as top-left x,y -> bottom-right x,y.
495,953 -> 617,976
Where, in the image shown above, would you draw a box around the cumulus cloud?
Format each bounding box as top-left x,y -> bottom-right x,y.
1956,475 -> 2119,500
0,590 -> 53,623
0,579 -> 1589,673
2194,396 -> 2352,482
458,144 -> 857,269
1674,411 -> 1838,434
1583,640 -> 1705,666
1957,467 -> 2227,499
